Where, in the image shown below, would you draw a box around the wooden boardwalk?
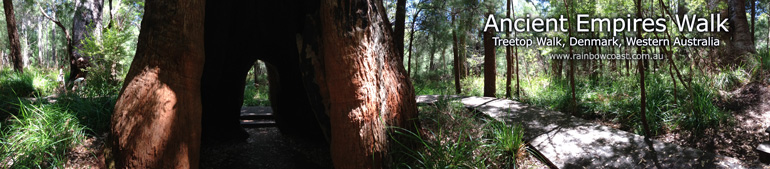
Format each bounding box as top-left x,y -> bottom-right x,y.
240,106 -> 276,128
416,95 -> 767,169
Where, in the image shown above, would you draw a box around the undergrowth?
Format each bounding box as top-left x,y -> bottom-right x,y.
389,97 -> 535,169
0,68 -> 117,168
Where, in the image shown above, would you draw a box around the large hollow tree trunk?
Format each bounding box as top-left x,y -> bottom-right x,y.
315,0 -> 419,168
3,0 -> 22,72
483,11 -> 496,97
109,0 -> 205,168
69,0 -> 104,81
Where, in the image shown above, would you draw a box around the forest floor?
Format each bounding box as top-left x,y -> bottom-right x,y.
416,95 -> 762,168
657,82 -> 770,162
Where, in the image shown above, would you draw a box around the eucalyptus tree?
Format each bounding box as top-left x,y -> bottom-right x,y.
3,0 -> 22,72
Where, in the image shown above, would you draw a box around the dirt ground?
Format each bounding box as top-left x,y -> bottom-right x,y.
198,127 -> 330,169
64,127 -> 330,169
658,82 -> 770,162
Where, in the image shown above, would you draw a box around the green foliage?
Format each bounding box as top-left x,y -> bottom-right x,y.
0,95 -> 115,168
713,68 -> 748,91
390,99 -> 489,169
514,70 -> 730,136
676,80 -> 730,134
243,64 -> 270,106
243,84 -> 270,107
79,27 -> 134,96
487,121 -> 525,169
0,70 -> 36,97
0,101 -> 84,168
0,68 -> 58,98
390,97 -> 532,169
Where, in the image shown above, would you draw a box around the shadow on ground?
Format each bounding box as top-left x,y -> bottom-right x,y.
199,127 -> 331,169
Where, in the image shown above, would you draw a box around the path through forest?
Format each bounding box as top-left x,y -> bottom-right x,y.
198,107 -> 331,169
416,95 -> 768,168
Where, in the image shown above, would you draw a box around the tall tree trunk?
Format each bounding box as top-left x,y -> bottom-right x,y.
3,0 -> 22,72
515,38 -> 520,98
406,8 -> 421,77
429,41 -> 435,71
441,46 -> 446,71
563,0 -> 577,113
750,0 -> 755,42
459,31 -> 467,79
728,0 -> 756,56
38,18 -> 45,68
636,0 -> 653,141
253,61 -> 261,87
70,0 -> 104,81
513,3 -> 520,98
453,17 -> 461,94
394,0 -> 406,61
483,10 -> 496,98
505,0 -> 512,98
39,4 -> 75,85
318,0 -> 419,168
51,10 -> 58,68
109,0 -> 205,168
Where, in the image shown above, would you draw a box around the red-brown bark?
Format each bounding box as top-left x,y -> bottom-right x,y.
109,0 -> 205,168
318,0 -> 418,168
483,11 -> 496,97
3,0 -> 22,72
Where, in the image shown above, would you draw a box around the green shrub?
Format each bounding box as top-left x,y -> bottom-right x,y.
487,121 -> 525,169
243,83 -> 270,106
0,70 -> 37,97
0,101 -> 85,168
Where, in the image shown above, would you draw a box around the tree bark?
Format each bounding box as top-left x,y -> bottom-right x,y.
512,2 -> 520,98
429,42 -> 435,71
515,38 -> 520,98
483,10 -> 496,97
394,0 -> 406,60
505,0 -> 512,99
459,31 -> 467,79
70,0 -> 104,81
728,0 -> 756,56
636,0 -> 653,140
451,13 -> 461,94
317,0 -> 419,168
109,0 -> 205,168
39,5 -> 76,84
750,0 -> 755,42
3,0 -> 22,72
563,0 -> 577,113
406,8 -> 421,77
253,61 -> 261,87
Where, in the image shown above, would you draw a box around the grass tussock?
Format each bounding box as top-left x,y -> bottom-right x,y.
389,97 -> 539,169
0,68 -> 117,168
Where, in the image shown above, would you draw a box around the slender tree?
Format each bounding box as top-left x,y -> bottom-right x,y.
483,8 -> 496,97
750,0 -> 755,42
407,7 -> 422,77
452,12 -> 462,94
39,5 -> 74,80
635,0 -> 653,141
395,0 -> 406,60
3,0 -> 22,72
505,0 -> 513,98
563,0 -> 577,113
